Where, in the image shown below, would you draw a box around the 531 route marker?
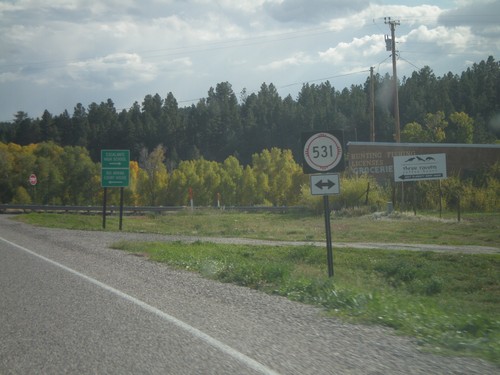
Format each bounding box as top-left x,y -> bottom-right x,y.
302,131 -> 345,278
302,131 -> 345,174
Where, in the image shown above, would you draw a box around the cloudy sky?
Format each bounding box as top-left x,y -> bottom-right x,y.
0,0 -> 498,122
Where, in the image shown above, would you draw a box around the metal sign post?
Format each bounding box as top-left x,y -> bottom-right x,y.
302,131 -> 344,278
102,187 -> 107,229
323,195 -> 334,277
311,174 -> 340,277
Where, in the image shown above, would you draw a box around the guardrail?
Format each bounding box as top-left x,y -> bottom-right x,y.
0,204 -> 304,214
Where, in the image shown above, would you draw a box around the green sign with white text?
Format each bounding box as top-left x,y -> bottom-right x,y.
101,150 -> 130,188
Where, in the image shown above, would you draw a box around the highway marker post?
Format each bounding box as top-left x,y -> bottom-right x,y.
302,131 -> 344,278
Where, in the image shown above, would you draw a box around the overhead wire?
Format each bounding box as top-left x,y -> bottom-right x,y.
2,11 -> 495,72
0,25 -> 335,72
277,70 -> 371,89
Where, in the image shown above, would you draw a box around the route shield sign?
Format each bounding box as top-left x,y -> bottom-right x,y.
302,131 -> 344,174
101,150 -> 130,188
393,153 -> 447,182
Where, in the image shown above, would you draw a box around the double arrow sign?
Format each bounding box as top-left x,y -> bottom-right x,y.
310,174 -> 340,196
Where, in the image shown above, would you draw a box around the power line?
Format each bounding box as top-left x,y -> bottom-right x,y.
277,70 -> 370,89
398,56 -> 421,71
0,26 -> 335,72
156,69 -> 372,107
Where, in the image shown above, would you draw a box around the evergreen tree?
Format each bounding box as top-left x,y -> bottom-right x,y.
1,56 -> 498,166
70,104 -> 89,147
40,110 -> 60,143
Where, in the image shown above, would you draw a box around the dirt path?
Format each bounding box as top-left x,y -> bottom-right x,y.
141,234 -> 500,254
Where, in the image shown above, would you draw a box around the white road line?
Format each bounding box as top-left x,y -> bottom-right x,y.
0,236 -> 281,375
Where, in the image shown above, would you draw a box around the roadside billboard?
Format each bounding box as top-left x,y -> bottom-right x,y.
347,142 -> 500,183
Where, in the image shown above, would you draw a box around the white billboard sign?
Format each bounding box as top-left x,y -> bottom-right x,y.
393,153 -> 447,182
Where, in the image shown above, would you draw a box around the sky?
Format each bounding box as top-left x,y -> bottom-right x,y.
0,0 -> 499,122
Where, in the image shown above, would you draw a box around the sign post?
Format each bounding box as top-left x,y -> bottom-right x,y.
302,131 -> 344,278
29,173 -> 37,203
101,150 -> 130,230
323,195 -> 333,277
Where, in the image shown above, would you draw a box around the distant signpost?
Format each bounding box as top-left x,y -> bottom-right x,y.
393,153 -> 447,182
393,153 -> 448,217
101,150 -> 130,230
302,131 -> 345,279
101,150 -> 130,188
29,174 -> 37,186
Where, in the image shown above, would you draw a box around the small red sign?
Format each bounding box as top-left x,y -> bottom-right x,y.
29,174 -> 37,186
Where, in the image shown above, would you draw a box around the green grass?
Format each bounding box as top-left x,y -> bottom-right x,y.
11,210 -> 500,363
13,210 -> 500,247
112,240 -> 500,364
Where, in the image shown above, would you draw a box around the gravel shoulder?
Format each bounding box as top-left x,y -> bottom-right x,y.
1,215 -> 498,374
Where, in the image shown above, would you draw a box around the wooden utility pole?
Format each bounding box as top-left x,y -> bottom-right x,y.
385,17 -> 401,142
370,66 -> 375,142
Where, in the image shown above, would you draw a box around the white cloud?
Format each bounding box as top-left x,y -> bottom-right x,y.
264,0 -> 368,23
0,0 -> 498,121
0,71 -> 20,84
202,0 -> 267,13
67,53 -> 157,89
407,25 -> 472,52
99,21 -> 138,38
319,35 -> 383,64
257,52 -> 313,71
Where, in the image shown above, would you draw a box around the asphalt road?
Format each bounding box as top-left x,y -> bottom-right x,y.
0,215 -> 497,374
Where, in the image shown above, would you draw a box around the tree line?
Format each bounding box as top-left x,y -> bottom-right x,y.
0,57 -> 498,167
3,140 -> 498,213
0,142 -> 306,207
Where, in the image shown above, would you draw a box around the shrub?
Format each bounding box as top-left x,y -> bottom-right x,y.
11,186 -> 32,204
414,162 -> 500,212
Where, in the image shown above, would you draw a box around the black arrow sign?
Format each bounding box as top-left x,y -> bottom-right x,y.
315,179 -> 336,190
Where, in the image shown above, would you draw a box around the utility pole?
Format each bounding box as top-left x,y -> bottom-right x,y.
384,17 -> 401,142
370,66 -> 375,142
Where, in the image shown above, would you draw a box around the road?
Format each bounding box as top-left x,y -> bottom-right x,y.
0,215 -> 497,374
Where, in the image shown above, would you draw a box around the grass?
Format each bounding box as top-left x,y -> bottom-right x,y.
111,240 -> 500,364
13,209 -> 500,247
11,210 -> 500,363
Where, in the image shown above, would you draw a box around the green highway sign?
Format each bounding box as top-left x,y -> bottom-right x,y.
101,150 -> 130,188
